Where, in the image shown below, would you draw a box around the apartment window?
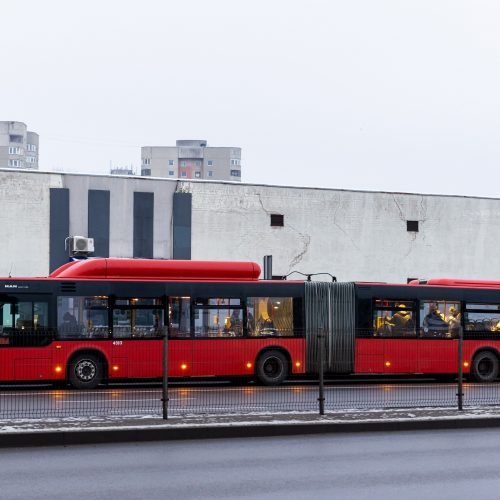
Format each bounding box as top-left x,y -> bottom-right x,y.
27,144 -> 37,152
208,171 -> 213,177
168,160 -> 174,166
8,159 -> 22,167
195,160 -> 201,167
9,135 -> 23,143
143,158 -> 151,165
141,168 -> 151,176
270,214 -> 284,227
181,161 -> 186,167
8,147 -> 22,155
407,220 -> 419,232
26,156 -> 36,164
168,171 -> 174,176
230,169 -> 241,177
194,172 -> 201,178
231,159 -> 240,166
181,172 -> 187,177
207,160 -> 213,166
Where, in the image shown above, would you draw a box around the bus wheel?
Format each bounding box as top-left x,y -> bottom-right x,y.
69,354 -> 103,389
256,350 -> 288,385
472,351 -> 500,383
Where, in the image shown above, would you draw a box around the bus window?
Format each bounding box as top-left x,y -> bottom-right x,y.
193,298 -> 243,338
1,299 -> 50,347
169,297 -> 191,338
0,303 -> 12,345
420,300 -> 460,338
464,303 -> 500,334
247,297 -> 294,337
373,300 -> 416,337
112,298 -> 163,338
58,296 -> 109,339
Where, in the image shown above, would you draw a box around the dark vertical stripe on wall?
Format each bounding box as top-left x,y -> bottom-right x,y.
173,192 -> 192,260
88,190 -> 110,257
49,188 -> 70,272
133,192 -> 154,258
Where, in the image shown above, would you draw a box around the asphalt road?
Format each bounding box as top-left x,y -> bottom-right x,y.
1,428 -> 500,499
1,380 -> 499,419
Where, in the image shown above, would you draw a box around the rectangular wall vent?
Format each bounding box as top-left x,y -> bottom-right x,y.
270,214 -> 284,227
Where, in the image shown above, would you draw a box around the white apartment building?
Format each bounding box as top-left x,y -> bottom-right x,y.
0,121 -> 39,170
141,140 -> 241,181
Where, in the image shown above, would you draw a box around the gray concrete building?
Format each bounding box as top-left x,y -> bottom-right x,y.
0,121 -> 39,170
2,168 -> 500,286
110,167 -> 135,176
141,140 -> 241,181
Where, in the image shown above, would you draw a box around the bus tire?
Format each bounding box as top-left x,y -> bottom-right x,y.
471,351 -> 500,383
256,350 -> 289,385
69,353 -> 103,389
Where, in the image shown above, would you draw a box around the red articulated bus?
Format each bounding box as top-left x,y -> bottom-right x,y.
1,258 -> 500,388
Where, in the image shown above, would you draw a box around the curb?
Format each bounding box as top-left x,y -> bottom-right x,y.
3,416 -> 500,448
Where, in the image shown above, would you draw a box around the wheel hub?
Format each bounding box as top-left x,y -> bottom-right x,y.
264,358 -> 281,377
76,360 -> 96,381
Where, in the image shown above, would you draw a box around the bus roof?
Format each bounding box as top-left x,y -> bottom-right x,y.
48,258 -> 262,281
408,278 -> 500,288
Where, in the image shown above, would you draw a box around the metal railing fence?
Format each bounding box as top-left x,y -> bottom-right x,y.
1,328 -> 500,419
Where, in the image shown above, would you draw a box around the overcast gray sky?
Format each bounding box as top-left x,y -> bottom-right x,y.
2,0 -> 500,197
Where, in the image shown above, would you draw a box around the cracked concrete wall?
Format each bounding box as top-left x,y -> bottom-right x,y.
189,183 -> 500,283
3,169 -> 500,283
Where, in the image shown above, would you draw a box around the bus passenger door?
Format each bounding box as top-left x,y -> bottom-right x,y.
190,298 -> 244,377
372,300 -> 419,374
0,296 -> 54,381
417,300 -> 460,374
167,297 -> 193,377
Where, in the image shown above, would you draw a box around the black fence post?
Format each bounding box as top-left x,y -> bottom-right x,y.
162,325 -> 169,419
318,330 -> 325,415
457,325 -> 464,411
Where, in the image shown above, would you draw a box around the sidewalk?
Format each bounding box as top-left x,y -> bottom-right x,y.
2,407 -> 500,448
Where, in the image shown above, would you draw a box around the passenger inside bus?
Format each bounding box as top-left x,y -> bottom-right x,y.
373,302 -> 415,337
446,307 -> 461,338
422,302 -> 448,337
388,305 -> 414,336
59,311 -> 79,337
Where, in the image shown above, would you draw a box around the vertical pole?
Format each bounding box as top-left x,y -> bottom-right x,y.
318,331 -> 325,415
162,324 -> 169,419
457,325 -> 463,411
263,255 -> 272,280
